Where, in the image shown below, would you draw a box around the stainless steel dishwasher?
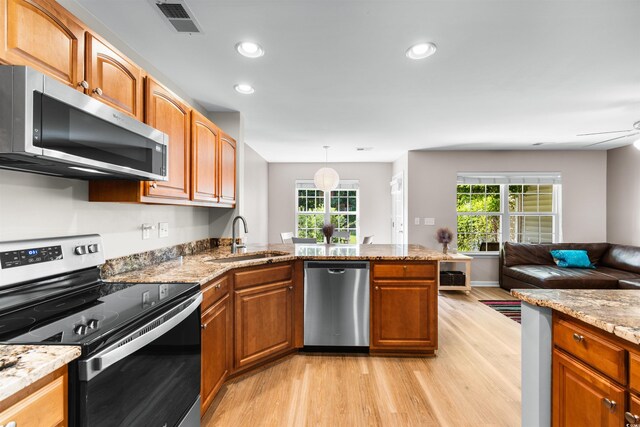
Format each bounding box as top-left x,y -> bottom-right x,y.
304,261 -> 370,348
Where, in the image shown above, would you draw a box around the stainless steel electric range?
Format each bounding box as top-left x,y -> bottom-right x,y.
0,235 -> 202,427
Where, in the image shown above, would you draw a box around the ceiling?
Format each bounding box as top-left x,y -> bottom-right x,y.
71,0 -> 640,162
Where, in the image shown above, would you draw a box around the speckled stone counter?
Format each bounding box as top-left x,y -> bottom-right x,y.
104,243 -> 464,285
0,345 -> 81,402
512,289 -> 640,345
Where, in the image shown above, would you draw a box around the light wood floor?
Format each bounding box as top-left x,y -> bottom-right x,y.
202,287 -> 521,427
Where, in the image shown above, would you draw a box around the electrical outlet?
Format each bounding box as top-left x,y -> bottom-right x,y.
142,223 -> 153,240
414,217 -> 420,225
158,222 -> 169,238
159,284 -> 169,300
424,218 -> 435,226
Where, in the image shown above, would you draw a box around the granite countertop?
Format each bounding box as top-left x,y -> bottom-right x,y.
105,243 -> 468,285
0,345 -> 81,403
512,289 -> 640,345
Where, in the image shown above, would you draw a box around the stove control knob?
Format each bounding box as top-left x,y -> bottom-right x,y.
74,324 -> 88,335
74,245 -> 88,255
88,243 -> 101,254
87,319 -> 99,329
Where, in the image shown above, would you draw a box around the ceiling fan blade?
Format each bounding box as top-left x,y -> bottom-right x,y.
585,132 -> 639,147
577,129 -> 632,136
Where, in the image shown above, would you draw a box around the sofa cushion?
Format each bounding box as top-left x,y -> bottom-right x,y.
503,265 -> 619,289
503,242 -> 610,267
600,244 -> 640,274
594,266 -> 640,281
618,279 -> 640,289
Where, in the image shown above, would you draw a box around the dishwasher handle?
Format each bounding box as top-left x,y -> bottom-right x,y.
328,269 -> 346,274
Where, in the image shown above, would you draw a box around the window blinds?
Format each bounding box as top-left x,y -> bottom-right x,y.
456,172 -> 562,185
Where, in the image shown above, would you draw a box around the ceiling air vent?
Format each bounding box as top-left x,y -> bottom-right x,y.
152,1 -> 202,33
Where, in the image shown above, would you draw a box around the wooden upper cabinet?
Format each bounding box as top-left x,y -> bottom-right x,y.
0,0 -> 85,89
191,110 -> 219,204
145,77 -> 191,200
85,32 -> 143,119
219,132 -> 237,206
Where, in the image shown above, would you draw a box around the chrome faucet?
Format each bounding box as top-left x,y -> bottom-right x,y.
231,215 -> 249,254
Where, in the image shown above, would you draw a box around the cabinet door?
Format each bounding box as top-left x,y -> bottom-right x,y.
201,294 -> 231,415
85,32 -> 143,119
0,0 -> 85,88
552,349 -> 625,427
218,132 -> 236,206
371,280 -> 437,352
191,110 -> 219,204
144,77 -> 191,200
234,281 -> 293,371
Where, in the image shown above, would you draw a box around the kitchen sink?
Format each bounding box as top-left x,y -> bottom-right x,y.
206,252 -> 288,264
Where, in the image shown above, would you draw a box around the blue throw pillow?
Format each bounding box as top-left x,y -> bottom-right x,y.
549,249 -> 595,269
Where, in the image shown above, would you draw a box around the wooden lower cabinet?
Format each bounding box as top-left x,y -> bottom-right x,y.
553,349 -> 624,426
201,293 -> 231,415
0,365 -> 67,426
233,280 -> 294,372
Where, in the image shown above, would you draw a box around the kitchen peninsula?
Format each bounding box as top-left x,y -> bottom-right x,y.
513,289 -> 640,427
103,243 -> 469,414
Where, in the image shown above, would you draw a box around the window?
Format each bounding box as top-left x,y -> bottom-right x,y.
296,181 -> 359,243
456,173 -> 561,253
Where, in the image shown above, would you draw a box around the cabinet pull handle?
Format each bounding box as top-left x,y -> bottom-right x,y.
93,87 -> 103,96
201,324 -> 207,330
150,181 -> 158,189
602,398 -> 616,411
572,333 -> 584,343
625,412 -> 640,423
78,80 -> 89,89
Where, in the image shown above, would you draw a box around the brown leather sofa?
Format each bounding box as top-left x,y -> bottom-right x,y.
500,242 -> 640,290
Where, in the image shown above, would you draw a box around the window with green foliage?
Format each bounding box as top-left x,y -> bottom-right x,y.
456,177 -> 560,252
296,182 -> 359,243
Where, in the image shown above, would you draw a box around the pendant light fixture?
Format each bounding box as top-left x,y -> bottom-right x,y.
314,146 -> 340,192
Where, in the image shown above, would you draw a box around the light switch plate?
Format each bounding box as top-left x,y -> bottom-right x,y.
159,222 -> 169,238
414,217 -> 420,225
142,223 -> 152,240
424,218 -> 435,226
159,284 -> 169,300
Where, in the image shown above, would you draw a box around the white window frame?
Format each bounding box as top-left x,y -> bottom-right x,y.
295,180 -> 360,242
456,173 -> 562,254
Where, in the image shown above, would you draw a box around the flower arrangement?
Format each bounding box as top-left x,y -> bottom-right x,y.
435,227 -> 453,254
322,224 -> 335,244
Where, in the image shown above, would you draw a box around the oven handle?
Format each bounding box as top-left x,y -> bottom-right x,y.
77,292 -> 202,381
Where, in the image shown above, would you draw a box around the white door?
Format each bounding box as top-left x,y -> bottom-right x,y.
390,173 -> 404,244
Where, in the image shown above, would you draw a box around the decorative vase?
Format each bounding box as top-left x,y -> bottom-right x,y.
322,224 -> 334,244
442,243 -> 448,255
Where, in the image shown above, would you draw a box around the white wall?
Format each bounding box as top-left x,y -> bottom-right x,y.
407,150 -> 608,283
268,163 -> 392,244
607,144 -> 640,245
0,170 -> 211,259
242,145 -> 269,243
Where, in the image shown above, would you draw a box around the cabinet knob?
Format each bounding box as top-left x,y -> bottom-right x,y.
375,286 -> 379,290
625,412 -> 640,423
78,80 -> 89,89
150,181 -> 158,189
288,286 -> 293,290
93,87 -> 103,96
602,398 -> 616,411
4,421 -> 17,427
403,265 -> 408,270
201,324 -> 207,330
572,333 -> 584,343
216,284 -> 221,290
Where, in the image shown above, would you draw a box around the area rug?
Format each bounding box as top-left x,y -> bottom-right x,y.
479,300 -> 522,324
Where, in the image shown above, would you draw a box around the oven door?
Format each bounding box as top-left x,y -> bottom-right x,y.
75,293 -> 202,427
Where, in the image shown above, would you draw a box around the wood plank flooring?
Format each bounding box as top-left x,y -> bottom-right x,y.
202,287 -> 521,427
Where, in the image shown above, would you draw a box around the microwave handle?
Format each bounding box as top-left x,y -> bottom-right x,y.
77,293 -> 202,381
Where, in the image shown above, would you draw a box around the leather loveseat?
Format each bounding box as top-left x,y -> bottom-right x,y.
500,242 -> 640,291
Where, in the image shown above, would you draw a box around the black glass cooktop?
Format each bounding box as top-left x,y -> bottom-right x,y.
1,278 -> 198,354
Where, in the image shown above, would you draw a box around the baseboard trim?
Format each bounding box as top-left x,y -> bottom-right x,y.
471,281 -> 500,287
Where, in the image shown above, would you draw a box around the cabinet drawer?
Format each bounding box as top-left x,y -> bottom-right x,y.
628,394 -> 640,425
0,369 -> 66,426
233,263 -> 292,289
630,352 -> 640,394
372,262 -> 436,280
553,318 -> 626,384
202,275 -> 229,310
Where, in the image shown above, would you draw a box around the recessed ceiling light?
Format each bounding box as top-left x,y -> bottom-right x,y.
234,84 -> 255,95
405,42 -> 437,60
235,41 -> 264,58
356,147 -> 374,151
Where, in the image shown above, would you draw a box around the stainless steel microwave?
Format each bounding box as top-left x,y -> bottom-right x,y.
0,66 -> 168,181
